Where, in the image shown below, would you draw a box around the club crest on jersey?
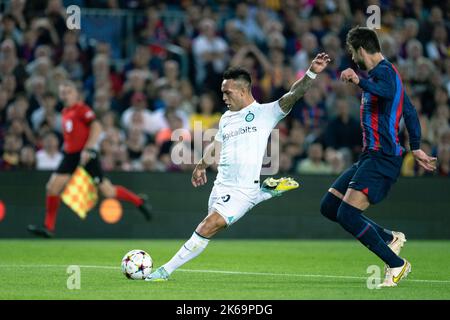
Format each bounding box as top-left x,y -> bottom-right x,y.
245,112 -> 255,122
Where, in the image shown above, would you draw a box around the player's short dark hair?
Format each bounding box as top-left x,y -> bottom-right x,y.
223,67 -> 252,88
346,26 -> 381,54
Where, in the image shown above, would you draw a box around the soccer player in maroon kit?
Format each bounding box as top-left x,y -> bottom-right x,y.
28,81 -> 152,238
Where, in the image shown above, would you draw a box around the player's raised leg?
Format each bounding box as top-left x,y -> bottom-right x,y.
99,178 -> 152,220
146,212 -> 225,281
27,173 -> 71,238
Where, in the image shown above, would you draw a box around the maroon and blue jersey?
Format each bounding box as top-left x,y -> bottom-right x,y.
357,59 -> 421,156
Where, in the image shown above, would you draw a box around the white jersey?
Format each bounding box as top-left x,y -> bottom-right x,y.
214,100 -> 287,189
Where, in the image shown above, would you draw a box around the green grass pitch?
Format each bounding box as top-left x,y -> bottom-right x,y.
0,239 -> 449,300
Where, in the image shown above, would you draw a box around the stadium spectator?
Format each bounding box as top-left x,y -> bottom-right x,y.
154,59 -> 181,91
36,131 -> 63,170
91,87 -> 112,117
138,143 -> 164,172
230,3 -> 265,46
0,13 -> 23,45
151,88 -> 189,131
7,0 -> 27,31
31,92 -> 62,132
437,146 -> 450,177
324,147 -> 346,174
59,44 -> 83,82
189,92 -> 221,131
297,142 -> 332,175
137,6 -> 169,49
293,32 -> 318,74
178,79 -> 197,115
25,75 -> 47,118
324,98 -> 361,159
291,85 -> 327,142
84,54 -> 112,102
121,91 -> 161,135
230,43 -> 272,102
192,18 -> 229,91
120,68 -> 151,114
0,88 -> 9,126
0,133 -> 23,170
429,103 -> 450,146
19,144 -> 36,169
123,43 -> 162,81
0,39 -> 27,91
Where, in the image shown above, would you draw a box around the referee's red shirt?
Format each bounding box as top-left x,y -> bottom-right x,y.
61,102 -> 96,153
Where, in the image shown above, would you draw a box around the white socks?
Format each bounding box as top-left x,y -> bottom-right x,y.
162,232 -> 210,275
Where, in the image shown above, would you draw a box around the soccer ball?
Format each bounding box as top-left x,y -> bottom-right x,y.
121,249 -> 153,280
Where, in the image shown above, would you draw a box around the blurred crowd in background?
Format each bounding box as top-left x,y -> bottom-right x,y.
0,0 -> 449,177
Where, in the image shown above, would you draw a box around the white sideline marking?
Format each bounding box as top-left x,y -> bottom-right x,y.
0,264 -> 449,284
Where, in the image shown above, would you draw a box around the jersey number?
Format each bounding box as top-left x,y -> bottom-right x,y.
64,120 -> 73,133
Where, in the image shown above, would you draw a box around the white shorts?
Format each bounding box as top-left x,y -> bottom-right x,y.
208,184 -> 271,226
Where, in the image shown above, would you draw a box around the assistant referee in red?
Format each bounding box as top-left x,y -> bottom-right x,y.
28,80 -> 152,238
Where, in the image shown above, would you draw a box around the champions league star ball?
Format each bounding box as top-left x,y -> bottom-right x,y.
121,249 -> 153,280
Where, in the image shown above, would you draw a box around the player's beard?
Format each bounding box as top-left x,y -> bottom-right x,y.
356,58 -> 367,70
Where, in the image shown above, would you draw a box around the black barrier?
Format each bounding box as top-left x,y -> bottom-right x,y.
0,171 -> 449,238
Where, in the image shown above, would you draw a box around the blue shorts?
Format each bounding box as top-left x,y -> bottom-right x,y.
331,151 -> 403,204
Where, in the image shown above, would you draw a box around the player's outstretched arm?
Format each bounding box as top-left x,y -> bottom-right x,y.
191,140 -> 221,187
279,52 -> 330,114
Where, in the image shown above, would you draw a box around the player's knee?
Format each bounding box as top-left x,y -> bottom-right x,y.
99,182 -> 115,198
197,215 -> 226,237
46,181 -> 60,195
197,220 -> 222,235
320,192 -> 340,222
100,188 -> 115,198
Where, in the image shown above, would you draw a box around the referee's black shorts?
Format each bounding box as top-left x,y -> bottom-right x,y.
56,151 -> 103,184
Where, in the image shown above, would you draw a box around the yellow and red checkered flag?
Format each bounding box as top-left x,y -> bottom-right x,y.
61,166 -> 98,219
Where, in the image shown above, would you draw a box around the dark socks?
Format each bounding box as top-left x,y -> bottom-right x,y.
337,201 -> 404,268
320,192 -> 394,243
360,215 -> 393,244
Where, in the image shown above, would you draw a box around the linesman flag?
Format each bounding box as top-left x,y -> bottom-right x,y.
61,166 -> 98,219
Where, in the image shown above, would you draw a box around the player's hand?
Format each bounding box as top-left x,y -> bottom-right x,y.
80,149 -> 96,166
192,166 -> 207,187
340,68 -> 360,84
310,52 -> 331,74
412,149 -> 437,172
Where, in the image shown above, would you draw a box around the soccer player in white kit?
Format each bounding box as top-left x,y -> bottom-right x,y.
146,53 -> 331,281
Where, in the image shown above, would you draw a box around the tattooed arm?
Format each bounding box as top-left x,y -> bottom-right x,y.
279,52 -> 331,114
